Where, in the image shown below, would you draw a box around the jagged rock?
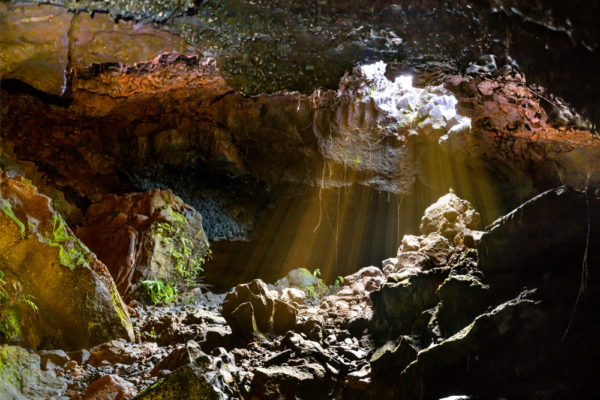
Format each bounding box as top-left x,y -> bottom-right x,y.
0,344 -> 67,399
280,288 -> 306,305
221,279 -> 297,339
135,353 -> 238,399
418,233 -> 452,267
0,173 -> 134,349
272,299 -> 298,335
432,273 -> 490,338
76,189 -> 209,299
479,186 -> 595,274
39,349 -> 70,370
383,251 -> 434,276
151,341 -> 202,376
419,192 -> 481,243
397,292 -> 545,399
369,269 -> 449,337
89,339 -> 158,367
83,374 -> 137,400
370,336 -> 419,378
250,364 -> 328,400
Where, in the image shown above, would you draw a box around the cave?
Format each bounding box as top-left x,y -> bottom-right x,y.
1,1 -> 599,399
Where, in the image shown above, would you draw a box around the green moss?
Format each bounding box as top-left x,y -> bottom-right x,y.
47,213 -> 92,270
0,199 -> 26,239
110,286 -> 133,331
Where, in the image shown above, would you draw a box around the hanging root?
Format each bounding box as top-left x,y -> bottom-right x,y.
561,168 -> 592,342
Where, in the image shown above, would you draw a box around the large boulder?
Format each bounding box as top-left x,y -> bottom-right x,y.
0,172 -> 134,349
76,189 -> 210,299
134,352 -> 238,400
221,279 -> 297,340
420,192 -> 481,243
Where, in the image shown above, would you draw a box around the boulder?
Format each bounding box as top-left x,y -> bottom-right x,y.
84,374 -> 137,400
0,344 -> 67,399
38,349 -> 70,370
370,337 -> 419,379
76,189 -> 209,299
250,364 -> 328,400
151,341 -> 203,376
397,292 -> 546,399
89,339 -> 158,367
135,353 -> 238,399
420,192 -> 481,242
0,172 -> 134,349
418,233 -> 452,267
221,279 -> 297,339
432,273 -> 490,338
369,269 -> 449,337
280,288 -> 306,304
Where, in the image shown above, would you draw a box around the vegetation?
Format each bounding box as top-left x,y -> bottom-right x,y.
49,214 -> 92,270
140,279 -> 179,305
0,270 -> 37,341
0,199 -> 26,239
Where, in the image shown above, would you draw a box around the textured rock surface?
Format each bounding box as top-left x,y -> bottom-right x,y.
76,189 -> 209,299
0,172 -> 134,349
420,192 -> 481,242
0,344 -> 67,399
83,374 -> 137,400
221,279 -> 297,339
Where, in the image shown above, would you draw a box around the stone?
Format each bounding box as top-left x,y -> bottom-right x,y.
420,192 -> 481,242
370,268 -> 449,337
280,288 -> 306,304
68,349 -> 91,365
151,341 -> 203,376
39,349 -> 70,370
272,299 -> 298,335
385,251 -> 434,276
400,234 -> 421,251
83,374 -> 137,400
0,345 -> 66,399
76,189 -> 209,300
221,279 -> 295,339
250,364 -> 327,400
135,354 -> 238,399
370,337 -> 418,377
229,301 -> 260,341
419,233 -> 452,267
0,173 -> 134,350
89,339 -> 158,367
397,292 -> 546,399
433,273 -> 491,337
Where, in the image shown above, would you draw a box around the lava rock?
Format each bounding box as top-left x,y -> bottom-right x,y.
84,374 -> 137,400
0,173 -> 134,349
76,189 -> 209,299
0,345 -> 67,399
151,340 -> 203,376
419,192 -> 481,243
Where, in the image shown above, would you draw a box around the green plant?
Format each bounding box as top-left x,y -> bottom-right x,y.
334,276 -> 344,289
0,270 -> 37,340
0,199 -> 26,239
312,268 -> 321,278
140,279 -> 178,304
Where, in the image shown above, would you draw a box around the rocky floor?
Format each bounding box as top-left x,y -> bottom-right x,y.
3,186 -> 597,399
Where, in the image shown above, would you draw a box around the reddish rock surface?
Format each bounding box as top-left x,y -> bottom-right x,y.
76,189 -> 209,299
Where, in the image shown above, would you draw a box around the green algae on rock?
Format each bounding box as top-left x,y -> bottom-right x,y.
0,172 -> 134,350
76,189 -> 210,301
